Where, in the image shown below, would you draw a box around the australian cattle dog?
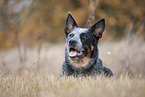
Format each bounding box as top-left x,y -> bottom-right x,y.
62,13 -> 113,77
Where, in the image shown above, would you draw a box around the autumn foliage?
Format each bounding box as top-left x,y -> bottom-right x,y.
0,0 -> 144,50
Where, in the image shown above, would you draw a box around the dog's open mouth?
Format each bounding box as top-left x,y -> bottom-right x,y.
69,48 -> 85,60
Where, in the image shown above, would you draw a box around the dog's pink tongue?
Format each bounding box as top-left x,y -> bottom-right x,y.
69,51 -> 77,57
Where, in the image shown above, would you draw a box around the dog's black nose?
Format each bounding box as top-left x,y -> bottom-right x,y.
69,40 -> 77,45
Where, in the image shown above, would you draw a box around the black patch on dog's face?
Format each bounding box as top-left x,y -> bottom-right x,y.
65,13 -> 105,68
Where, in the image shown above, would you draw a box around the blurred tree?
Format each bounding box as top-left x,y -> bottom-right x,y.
0,0 -> 144,50
98,0 -> 145,38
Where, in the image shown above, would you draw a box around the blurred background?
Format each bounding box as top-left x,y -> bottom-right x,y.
0,0 -> 144,77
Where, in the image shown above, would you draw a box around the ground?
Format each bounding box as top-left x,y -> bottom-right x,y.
0,74 -> 145,97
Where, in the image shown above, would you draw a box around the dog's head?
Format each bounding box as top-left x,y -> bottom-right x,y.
65,13 -> 105,69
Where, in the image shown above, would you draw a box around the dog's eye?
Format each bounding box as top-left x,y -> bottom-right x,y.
69,34 -> 74,38
81,34 -> 87,39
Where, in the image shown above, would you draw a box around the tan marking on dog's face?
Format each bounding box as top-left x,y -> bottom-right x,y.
70,52 -> 91,69
91,44 -> 94,51
70,57 -> 89,69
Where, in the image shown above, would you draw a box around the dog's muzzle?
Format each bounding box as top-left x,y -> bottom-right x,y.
68,39 -> 86,60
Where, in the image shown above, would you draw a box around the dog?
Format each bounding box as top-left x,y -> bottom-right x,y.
62,13 -> 113,77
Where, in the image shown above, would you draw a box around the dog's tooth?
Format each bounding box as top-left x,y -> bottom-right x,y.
78,51 -> 83,55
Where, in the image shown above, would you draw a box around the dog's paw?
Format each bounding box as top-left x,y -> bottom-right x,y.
103,66 -> 113,77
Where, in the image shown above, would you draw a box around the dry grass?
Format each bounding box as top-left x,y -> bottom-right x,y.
0,33 -> 145,97
99,34 -> 145,78
0,74 -> 145,97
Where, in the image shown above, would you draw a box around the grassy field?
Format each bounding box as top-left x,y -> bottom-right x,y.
0,33 -> 145,97
0,74 -> 145,97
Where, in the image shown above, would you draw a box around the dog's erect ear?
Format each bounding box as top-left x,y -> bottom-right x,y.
65,12 -> 78,37
90,19 -> 105,39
